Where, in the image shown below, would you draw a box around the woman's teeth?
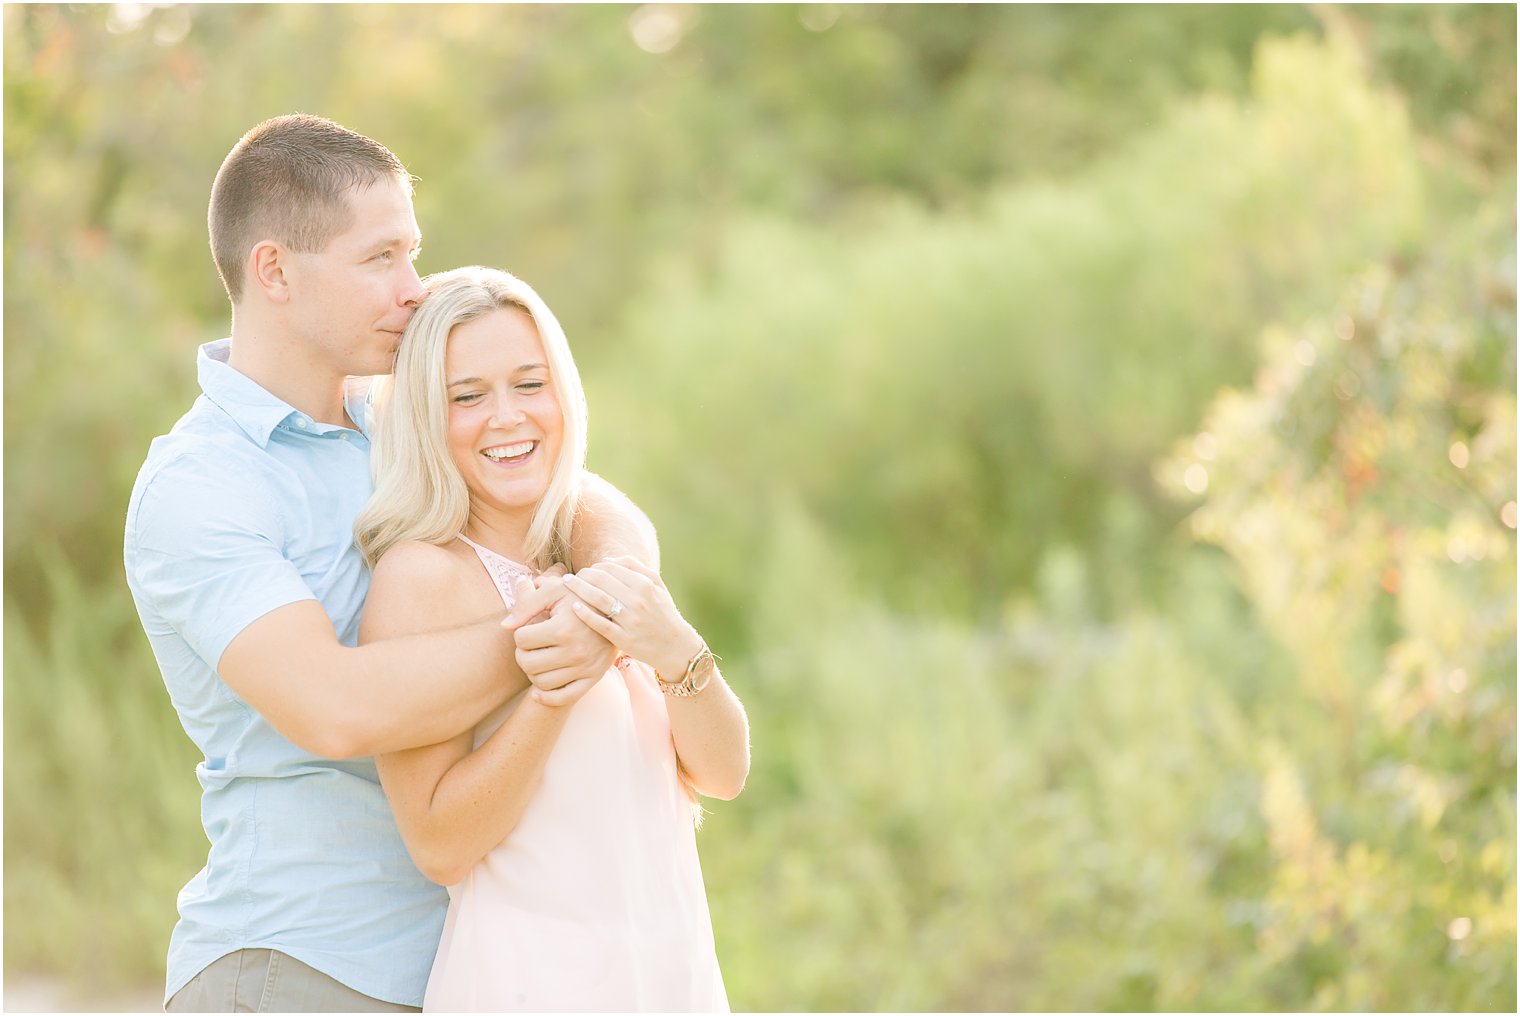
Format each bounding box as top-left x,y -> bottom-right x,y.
482,440 -> 535,462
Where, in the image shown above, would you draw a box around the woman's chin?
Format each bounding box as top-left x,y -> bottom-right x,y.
469,479 -> 550,515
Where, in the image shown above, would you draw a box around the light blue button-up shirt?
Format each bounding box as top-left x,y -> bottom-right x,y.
124,339 -> 445,1007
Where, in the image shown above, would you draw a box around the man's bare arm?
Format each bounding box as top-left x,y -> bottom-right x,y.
220,543 -> 525,760
220,476 -> 654,760
571,472 -> 659,571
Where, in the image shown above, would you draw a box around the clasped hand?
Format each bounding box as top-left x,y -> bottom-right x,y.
503,565 -> 613,707
503,557 -> 701,706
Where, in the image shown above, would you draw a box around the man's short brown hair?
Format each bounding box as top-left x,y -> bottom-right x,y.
208,114 -> 411,303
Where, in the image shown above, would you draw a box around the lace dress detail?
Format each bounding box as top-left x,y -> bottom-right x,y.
455,534 -> 534,607
421,536 -> 729,1013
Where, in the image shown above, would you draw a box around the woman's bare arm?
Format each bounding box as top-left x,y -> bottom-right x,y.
563,558 -> 750,800
363,543 -> 596,886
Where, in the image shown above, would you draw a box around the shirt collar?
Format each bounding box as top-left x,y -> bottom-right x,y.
344,375 -> 377,440
198,339 -> 376,446
197,339 -> 297,447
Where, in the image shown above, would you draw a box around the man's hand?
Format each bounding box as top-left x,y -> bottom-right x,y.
502,569 -> 568,629
505,575 -> 616,707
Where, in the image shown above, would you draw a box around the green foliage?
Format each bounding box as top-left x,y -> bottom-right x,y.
4,5 -> 1514,1011
3,549 -> 204,987
1332,4 -> 1517,174
702,509 -> 1280,1010
0,2 -> 1304,598
1157,199 -> 1517,1009
593,33 -> 1425,632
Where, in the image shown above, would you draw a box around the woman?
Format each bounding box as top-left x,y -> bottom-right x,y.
353,266 -> 748,1012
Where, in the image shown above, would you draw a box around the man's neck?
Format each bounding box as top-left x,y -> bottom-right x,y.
227,318 -> 354,428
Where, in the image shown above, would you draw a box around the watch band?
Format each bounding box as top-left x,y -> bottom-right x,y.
657,643 -> 717,697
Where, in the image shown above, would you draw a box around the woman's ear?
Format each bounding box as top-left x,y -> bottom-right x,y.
247,240 -> 292,305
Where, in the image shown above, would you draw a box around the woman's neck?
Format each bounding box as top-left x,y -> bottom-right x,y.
462,503 -> 532,564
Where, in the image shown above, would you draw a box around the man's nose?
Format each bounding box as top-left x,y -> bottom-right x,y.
399,262 -> 427,308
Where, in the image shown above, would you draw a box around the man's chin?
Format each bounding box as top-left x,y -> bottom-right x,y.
358,353 -> 400,378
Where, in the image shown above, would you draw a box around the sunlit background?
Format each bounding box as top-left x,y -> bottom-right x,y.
4,4 -> 1516,1011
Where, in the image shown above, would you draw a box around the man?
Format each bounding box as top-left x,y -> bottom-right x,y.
124,114 -> 656,1012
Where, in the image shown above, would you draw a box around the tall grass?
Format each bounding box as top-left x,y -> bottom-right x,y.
4,546 -> 204,987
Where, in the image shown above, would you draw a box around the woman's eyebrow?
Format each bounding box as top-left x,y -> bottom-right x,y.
447,364 -> 548,387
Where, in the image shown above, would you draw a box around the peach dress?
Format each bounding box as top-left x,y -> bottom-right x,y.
422,536 -> 729,1012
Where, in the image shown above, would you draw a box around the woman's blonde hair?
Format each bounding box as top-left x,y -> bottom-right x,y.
355,266 -> 587,569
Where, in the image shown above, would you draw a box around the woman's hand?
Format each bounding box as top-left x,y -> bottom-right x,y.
562,557 -> 704,681
507,570 -> 614,708
567,558 -> 750,799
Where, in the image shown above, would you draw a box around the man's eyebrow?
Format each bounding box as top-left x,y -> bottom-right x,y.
368,233 -> 422,250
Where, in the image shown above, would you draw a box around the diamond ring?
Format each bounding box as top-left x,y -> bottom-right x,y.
607,599 -> 625,620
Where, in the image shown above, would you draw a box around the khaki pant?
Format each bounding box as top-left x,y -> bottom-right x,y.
166,949 -> 420,1013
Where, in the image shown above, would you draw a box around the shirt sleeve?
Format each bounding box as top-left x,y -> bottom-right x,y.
125,452 -> 318,669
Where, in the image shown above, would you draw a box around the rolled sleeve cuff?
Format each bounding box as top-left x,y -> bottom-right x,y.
132,545 -> 318,668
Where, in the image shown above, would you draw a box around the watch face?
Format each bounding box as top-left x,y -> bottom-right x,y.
656,646 -> 716,696
690,650 -> 716,692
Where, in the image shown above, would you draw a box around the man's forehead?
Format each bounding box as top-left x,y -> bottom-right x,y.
337,180 -> 420,245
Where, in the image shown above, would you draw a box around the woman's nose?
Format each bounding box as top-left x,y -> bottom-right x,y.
488,400 -> 526,428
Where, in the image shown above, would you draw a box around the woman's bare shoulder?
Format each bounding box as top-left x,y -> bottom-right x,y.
371,539 -> 474,589
362,539 -> 482,639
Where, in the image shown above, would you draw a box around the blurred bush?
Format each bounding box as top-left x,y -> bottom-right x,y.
4,4 -> 1514,1010
1157,197 -> 1516,1009
3,3 -> 1315,600
590,34 -> 1426,635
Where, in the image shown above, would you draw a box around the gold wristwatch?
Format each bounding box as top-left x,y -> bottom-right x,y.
657,643 -> 717,698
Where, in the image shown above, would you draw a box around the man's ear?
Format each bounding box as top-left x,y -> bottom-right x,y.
248,240 -> 292,304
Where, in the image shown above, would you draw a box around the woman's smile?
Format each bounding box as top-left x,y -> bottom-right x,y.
481,440 -> 538,465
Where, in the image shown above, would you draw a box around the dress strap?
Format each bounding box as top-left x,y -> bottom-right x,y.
457,534 -> 534,610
